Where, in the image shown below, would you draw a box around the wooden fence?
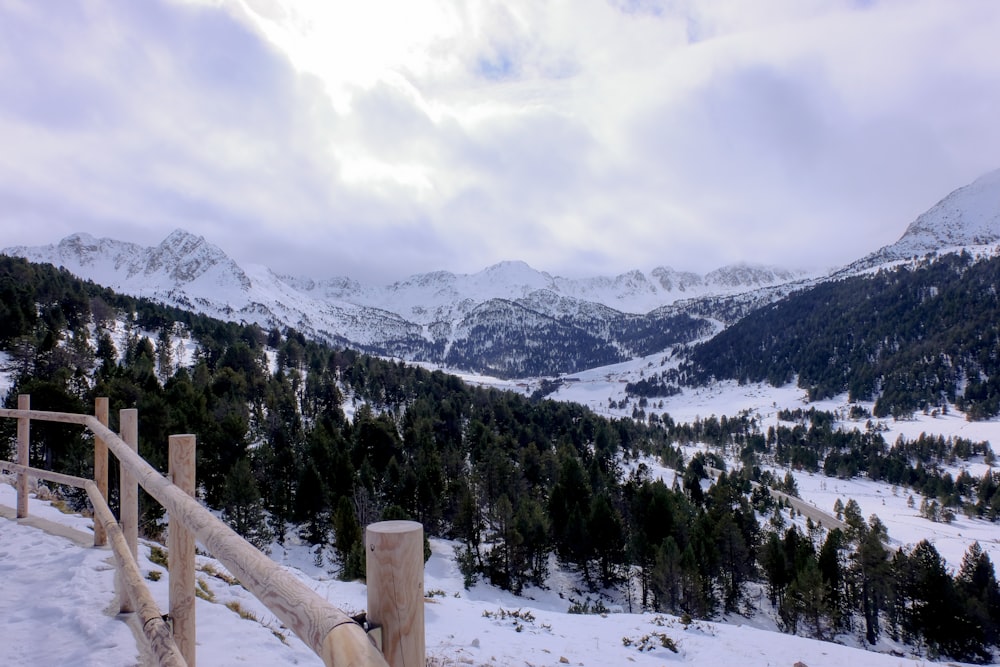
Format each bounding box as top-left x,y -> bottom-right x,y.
0,395 -> 425,667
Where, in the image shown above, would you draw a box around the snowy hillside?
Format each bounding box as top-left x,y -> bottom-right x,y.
3,232 -> 802,321
285,259 -> 804,321
5,230 -> 252,296
895,168 -> 1000,253
3,371 -> 998,666
850,168 -> 1000,269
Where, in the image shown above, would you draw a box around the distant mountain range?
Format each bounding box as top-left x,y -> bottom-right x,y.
5,168 -> 1000,378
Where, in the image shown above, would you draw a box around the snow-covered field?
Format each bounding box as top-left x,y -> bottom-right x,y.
466,354 -> 1000,552
658,381 -> 1000,570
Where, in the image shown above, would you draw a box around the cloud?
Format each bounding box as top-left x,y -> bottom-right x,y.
2,0 -> 1000,283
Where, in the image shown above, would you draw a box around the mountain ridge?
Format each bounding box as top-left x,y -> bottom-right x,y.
0,231 -> 801,376
4,168 -> 1000,377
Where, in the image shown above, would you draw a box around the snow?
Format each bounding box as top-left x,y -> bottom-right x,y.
539,353 -> 1000,570
449,355 -> 1000,572
892,167 -> 1000,257
779,468 -> 1000,569
0,352 -> 12,396
3,325 -> 999,664
0,484 -> 138,666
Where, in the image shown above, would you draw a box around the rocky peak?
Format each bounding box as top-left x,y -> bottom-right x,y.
705,263 -> 801,289
144,229 -> 245,286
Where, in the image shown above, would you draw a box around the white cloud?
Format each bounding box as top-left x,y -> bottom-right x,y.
3,0 -> 1000,282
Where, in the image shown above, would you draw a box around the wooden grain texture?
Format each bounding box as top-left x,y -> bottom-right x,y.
93,397 -> 109,547
120,409 -> 139,614
85,479 -> 187,667
16,395 -> 29,518
320,621 -> 391,667
0,407 -> 90,425
365,521 -> 425,667
0,460 -> 91,489
169,434 -> 197,667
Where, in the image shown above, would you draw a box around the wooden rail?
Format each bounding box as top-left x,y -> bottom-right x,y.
0,398 -> 396,667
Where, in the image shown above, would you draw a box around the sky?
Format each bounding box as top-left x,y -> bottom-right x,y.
2,0 -> 1000,283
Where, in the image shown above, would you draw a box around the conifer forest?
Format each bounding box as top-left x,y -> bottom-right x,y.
3,255 -> 1000,662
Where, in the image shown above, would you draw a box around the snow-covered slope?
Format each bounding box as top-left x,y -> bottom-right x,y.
292,259 -> 802,323
895,168 -> 1000,254
5,229 -> 252,296
850,168 -> 1000,269
7,362 -> 1000,666
3,230 -> 803,319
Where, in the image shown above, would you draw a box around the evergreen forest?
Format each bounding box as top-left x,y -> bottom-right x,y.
675,252 -> 1000,419
2,254 -> 1000,662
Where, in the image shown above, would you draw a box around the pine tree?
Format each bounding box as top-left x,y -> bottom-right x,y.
955,541 -> 1000,658
513,497 -> 549,587
652,536 -> 682,612
817,529 -> 847,630
548,451 -> 593,575
221,458 -> 272,551
761,531 -> 789,607
332,495 -> 364,580
907,540 -> 959,657
854,522 -> 889,644
295,464 -> 329,545
589,492 -> 624,587
153,325 -> 172,383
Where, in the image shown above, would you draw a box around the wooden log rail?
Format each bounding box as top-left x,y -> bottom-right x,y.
0,400 -> 391,667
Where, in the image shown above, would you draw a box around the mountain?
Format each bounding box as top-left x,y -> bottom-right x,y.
894,168 -> 1000,252
672,168 -> 1000,418
4,168 -> 999,378
290,259 -> 802,322
848,168 -> 1000,270
1,230 -> 796,377
4,229 -> 252,295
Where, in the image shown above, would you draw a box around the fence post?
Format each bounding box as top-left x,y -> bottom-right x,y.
94,397 -> 109,547
366,520 -> 425,667
119,408 -> 139,614
16,394 -> 29,518
169,434 -> 197,667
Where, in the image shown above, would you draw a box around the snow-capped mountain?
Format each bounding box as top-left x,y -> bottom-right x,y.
290,259 -> 802,324
1,230 -> 798,377
5,229 -> 253,297
4,168 -> 999,377
851,168 -> 1000,269
895,168 -> 1000,252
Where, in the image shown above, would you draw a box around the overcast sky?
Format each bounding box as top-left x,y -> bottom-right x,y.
2,0 -> 999,283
